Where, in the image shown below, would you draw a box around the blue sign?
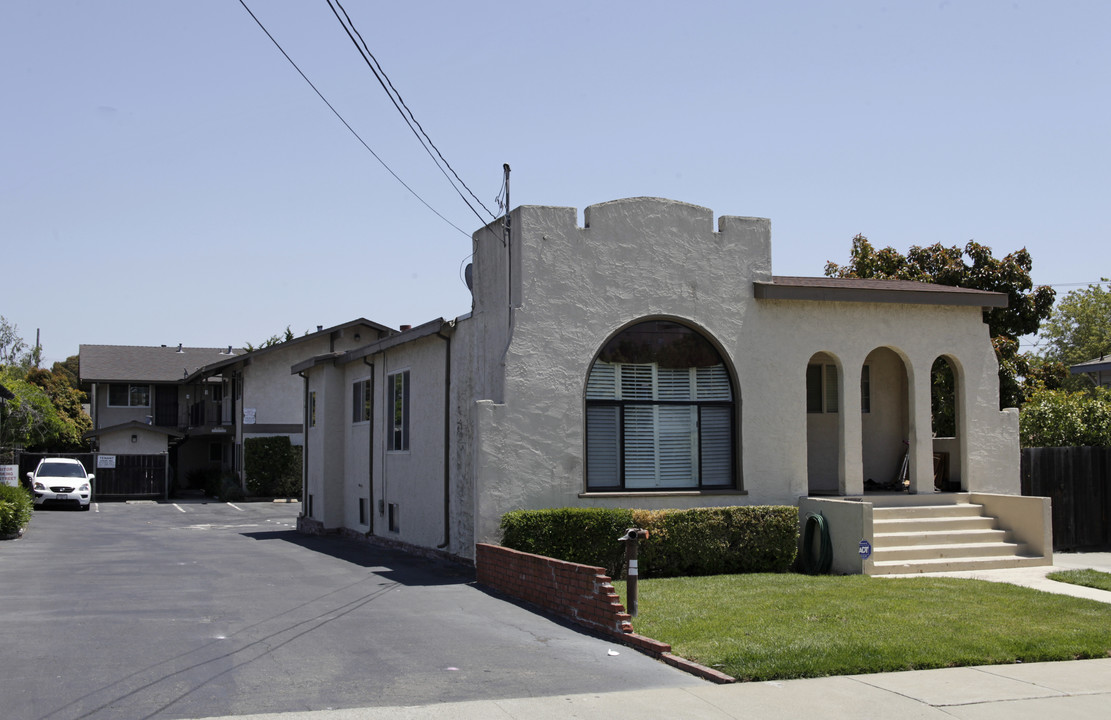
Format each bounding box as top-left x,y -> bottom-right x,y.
859,540 -> 872,559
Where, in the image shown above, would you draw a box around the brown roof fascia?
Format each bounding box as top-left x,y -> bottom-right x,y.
753,276 -> 1008,308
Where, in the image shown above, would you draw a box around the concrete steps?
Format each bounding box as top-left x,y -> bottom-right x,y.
869,503 -> 1044,575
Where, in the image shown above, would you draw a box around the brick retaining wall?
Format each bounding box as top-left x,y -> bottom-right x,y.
475,543 -> 633,636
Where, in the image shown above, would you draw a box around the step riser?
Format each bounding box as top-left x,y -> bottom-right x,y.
873,530 -> 1009,546
874,518 -> 996,533
874,505 -> 985,520
873,544 -> 1020,562
870,556 -> 1048,575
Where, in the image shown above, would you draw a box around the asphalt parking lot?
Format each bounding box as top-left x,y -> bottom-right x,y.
0,500 -> 698,720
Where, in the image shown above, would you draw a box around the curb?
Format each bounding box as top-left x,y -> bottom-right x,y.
617,632 -> 736,684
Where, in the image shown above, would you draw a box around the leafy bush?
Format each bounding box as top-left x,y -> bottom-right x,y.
500,507 -> 634,577
244,437 -> 302,497
0,484 -> 34,537
1020,386 -> 1111,447
499,505 -> 798,579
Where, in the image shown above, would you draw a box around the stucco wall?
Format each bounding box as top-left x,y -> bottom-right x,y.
96,428 -> 169,455
469,198 -> 1018,546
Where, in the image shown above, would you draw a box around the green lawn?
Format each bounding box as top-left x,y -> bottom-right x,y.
1047,568 -> 1111,593
614,574 -> 1111,682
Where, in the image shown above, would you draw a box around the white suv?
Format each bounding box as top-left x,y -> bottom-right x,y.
27,458 -> 94,510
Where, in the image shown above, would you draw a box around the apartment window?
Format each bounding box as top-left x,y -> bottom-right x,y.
388,371 -> 410,451
585,320 -> 735,491
108,383 -> 151,408
309,391 -> 317,428
352,378 -> 373,423
806,365 -> 839,413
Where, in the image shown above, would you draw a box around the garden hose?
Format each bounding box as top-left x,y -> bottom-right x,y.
801,512 -> 832,575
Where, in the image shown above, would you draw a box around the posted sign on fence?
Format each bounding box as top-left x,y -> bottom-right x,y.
0,465 -> 17,487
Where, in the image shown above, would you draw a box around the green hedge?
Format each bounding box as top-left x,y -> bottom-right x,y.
499,505 -> 798,579
0,484 -> 34,537
244,437 -> 302,498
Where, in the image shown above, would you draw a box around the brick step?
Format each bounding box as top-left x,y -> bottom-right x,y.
870,554 -> 1048,576
871,541 -> 1021,563
873,528 -> 1009,546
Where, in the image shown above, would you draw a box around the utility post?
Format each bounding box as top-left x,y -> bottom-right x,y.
618,527 -> 649,616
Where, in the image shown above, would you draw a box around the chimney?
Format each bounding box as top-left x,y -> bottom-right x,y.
176,343 -> 184,353
317,325 -> 323,332
400,324 -> 412,332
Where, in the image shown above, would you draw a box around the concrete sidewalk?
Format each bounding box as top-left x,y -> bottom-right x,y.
204,658 -> 1111,719
203,553 -> 1111,720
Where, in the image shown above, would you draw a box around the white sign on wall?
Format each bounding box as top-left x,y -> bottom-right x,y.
0,465 -> 18,487
97,455 -> 117,469
243,408 -> 257,424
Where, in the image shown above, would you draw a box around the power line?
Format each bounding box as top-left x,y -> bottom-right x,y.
326,0 -> 497,228
237,0 -> 470,238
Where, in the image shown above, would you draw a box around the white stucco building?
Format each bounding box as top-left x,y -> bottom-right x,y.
296,198 -> 1048,572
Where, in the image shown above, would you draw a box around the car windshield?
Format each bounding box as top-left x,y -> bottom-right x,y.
38,462 -> 87,479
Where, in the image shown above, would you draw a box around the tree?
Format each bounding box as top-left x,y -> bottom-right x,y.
1037,279 -> 1111,369
26,368 -> 92,450
0,367 -> 68,451
0,316 -> 30,368
0,322 -> 89,452
826,235 -> 1056,408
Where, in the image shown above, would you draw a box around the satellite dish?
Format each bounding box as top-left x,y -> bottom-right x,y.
464,263 -> 474,292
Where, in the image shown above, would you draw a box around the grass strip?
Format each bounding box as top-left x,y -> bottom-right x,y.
1047,568 -> 1111,592
615,573 -> 1111,681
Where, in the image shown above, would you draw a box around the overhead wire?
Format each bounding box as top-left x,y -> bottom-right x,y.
326,0 -> 498,229
237,0 -> 470,238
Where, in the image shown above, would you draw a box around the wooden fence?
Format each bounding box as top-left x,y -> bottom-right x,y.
1021,446 -> 1111,551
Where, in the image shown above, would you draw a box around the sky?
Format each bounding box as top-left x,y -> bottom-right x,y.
2,1 -> 1108,366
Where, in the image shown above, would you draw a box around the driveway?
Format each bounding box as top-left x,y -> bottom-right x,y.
0,501 -> 699,720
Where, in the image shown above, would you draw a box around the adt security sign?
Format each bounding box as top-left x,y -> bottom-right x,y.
858,540 -> 872,559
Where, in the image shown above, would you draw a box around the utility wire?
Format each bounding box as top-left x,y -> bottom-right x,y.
237,0 -> 470,238
326,0 -> 498,228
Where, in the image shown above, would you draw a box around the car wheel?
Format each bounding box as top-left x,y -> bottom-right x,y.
81,503 -> 90,511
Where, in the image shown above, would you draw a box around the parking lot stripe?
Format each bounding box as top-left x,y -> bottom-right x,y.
227,503 -> 244,511
173,503 -> 187,513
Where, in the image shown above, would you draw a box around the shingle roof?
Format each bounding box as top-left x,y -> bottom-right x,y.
1070,356 -> 1111,374
79,345 -> 243,383
754,276 -> 1009,307
185,318 -> 394,381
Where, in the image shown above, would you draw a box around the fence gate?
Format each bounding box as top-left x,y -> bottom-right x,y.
93,454 -> 168,499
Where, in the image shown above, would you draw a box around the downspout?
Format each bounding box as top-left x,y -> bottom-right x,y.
297,371 -> 309,516
436,323 -> 453,550
362,357 -> 375,535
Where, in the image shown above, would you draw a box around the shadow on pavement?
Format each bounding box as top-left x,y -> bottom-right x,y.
241,528 -> 475,587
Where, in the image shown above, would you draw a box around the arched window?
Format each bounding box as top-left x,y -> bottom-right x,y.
585,320 -> 735,491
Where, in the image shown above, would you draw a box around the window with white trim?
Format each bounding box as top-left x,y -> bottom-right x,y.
388,370 -> 409,451
108,383 -> 151,407
585,320 -> 735,491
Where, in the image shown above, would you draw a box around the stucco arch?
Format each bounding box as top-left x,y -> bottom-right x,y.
805,350 -> 844,494
860,346 -> 911,490
930,353 -> 965,491
582,316 -> 741,491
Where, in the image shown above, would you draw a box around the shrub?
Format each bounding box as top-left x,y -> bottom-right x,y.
500,507 -> 634,578
0,484 -> 34,537
499,505 -> 798,579
244,437 -> 302,497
